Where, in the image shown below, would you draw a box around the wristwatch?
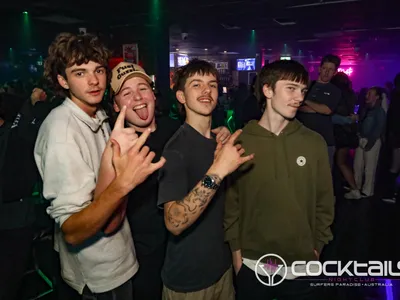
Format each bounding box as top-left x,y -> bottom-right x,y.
201,175 -> 220,190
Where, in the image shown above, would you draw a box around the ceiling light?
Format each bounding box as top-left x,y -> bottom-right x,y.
287,0 -> 360,8
274,18 -> 296,26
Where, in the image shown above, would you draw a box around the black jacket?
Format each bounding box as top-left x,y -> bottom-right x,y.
0,99 -> 54,229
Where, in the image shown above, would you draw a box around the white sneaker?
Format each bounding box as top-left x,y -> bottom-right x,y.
344,189 -> 361,199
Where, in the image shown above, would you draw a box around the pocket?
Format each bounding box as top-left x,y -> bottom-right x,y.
236,264 -> 245,278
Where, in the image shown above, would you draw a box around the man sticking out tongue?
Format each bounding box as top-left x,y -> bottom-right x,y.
111,62 -> 156,131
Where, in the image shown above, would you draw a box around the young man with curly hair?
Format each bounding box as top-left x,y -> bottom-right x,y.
34,32 -> 165,299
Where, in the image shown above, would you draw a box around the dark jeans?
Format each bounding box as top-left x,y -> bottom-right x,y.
82,278 -> 133,300
0,226 -> 34,300
236,265 -> 320,300
132,243 -> 166,300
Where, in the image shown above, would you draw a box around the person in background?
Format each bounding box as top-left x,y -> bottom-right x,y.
330,72 -> 359,192
385,81 -> 394,100
381,91 -> 389,113
242,75 -> 263,125
357,88 -> 368,111
345,87 -> 386,199
232,82 -> 249,129
383,73 -> 400,203
297,54 -> 342,169
0,87 -> 53,300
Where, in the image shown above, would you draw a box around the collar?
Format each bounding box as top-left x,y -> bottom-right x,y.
63,98 -> 109,132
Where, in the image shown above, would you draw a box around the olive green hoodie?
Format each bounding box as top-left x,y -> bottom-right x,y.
224,119 -> 334,265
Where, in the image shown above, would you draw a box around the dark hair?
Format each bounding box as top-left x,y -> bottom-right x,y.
172,59 -> 219,116
365,86 -> 384,109
332,72 -> 355,116
320,54 -> 341,69
258,60 -> 309,95
331,72 -> 351,91
44,32 -> 111,97
369,86 -> 383,101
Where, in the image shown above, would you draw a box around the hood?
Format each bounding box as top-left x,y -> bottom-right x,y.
242,119 -> 304,180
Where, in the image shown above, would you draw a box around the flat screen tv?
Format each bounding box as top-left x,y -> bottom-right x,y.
177,55 -> 189,67
237,58 -> 255,71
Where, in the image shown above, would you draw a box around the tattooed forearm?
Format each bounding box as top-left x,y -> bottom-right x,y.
167,203 -> 189,228
164,174 -> 221,235
186,187 -> 214,208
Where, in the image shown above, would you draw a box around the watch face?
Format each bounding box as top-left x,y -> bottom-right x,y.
203,176 -> 213,188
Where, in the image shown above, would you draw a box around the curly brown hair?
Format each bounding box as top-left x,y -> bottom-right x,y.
43,32 -> 111,97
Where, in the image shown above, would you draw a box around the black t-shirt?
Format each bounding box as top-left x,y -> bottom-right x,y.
126,116 -> 180,256
297,82 -> 341,146
157,123 -> 231,292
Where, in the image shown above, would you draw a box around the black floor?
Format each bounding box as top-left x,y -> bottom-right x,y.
321,194 -> 400,300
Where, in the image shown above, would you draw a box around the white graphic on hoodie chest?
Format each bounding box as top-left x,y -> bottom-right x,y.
296,156 -> 306,167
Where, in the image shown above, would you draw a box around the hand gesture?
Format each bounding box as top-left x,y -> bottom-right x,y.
31,88 -> 47,106
110,106 -> 138,155
212,126 -> 231,144
111,128 -> 166,192
350,114 -> 358,123
210,129 -> 254,179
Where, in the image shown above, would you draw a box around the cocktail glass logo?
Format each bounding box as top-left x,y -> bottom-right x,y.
255,254 -> 288,286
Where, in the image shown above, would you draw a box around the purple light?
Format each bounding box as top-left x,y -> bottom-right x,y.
338,67 -> 354,76
385,279 -> 393,300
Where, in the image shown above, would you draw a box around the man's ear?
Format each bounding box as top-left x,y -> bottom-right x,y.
262,84 -> 273,99
176,90 -> 186,105
113,100 -> 120,113
57,75 -> 69,90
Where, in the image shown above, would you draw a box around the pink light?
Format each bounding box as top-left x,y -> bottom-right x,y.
338,67 -> 354,76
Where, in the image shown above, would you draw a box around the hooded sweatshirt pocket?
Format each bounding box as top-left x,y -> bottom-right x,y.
242,196 -> 315,262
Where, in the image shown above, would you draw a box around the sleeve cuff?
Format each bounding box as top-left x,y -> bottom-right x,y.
229,239 -> 240,252
314,240 -> 325,254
